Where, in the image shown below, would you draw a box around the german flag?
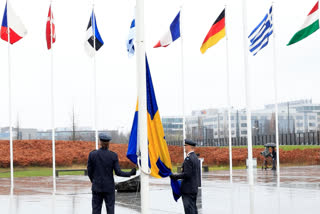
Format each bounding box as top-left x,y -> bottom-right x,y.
200,9 -> 225,54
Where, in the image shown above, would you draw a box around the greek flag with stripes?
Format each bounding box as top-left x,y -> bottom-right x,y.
248,6 -> 273,56
126,18 -> 135,57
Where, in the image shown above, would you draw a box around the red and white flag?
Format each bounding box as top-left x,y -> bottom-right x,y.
46,5 -> 55,50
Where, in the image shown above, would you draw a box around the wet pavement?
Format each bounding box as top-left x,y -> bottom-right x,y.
0,166 -> 320,213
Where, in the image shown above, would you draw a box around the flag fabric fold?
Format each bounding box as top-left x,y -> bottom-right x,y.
126,56 -> 181,201
1,2 -> 27,44
85,10 -> 104,57
248,6 -> 273,56
126,18 -> 135,57
46,5 -> 56,50
287,1 -> 319,46
153,11 -> 180,48
200,8 -> 225,54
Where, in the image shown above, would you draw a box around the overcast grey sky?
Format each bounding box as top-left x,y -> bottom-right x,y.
0,0 -> 319,133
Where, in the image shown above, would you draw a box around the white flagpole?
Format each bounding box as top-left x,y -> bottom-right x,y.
7,0 -> 14,194
225,5 -> 233,183
242,0 -> 254,185
49,1 -> 56,193
92,4 -> 98,150
180,6 -> 186,159
272,2 -> 280,186
136,0 -> 149,213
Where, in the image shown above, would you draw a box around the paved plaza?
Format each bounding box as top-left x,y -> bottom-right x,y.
0,166 -> 320,213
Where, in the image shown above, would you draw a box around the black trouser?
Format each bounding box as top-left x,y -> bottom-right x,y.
92,191 -> 115,214
182,193 -> 198,214
272,158 -> 276,169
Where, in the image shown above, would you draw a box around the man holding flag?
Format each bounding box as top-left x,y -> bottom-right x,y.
87,133 -> 137,214
170,139 -> 200,214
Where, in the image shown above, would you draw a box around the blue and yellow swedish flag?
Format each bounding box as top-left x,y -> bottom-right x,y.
127,56 -> 181,201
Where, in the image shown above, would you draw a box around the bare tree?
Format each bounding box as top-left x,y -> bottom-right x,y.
16,114 -> 21,140
70,106 -> 79,141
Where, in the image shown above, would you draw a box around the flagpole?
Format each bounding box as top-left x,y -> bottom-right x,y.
225,4 -> 233,183
49,1 -> 56,193
272,2 -> 280,186
92,3 -> 98,150
180,6 -> 186,159
136,0 -> 149,213
242,0 -> 254,186
7,0 -> 14,194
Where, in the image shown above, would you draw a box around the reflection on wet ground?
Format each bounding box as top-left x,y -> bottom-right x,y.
0,166 -> 319,213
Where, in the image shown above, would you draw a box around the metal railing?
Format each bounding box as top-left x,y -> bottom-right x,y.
166,131 -> 320,147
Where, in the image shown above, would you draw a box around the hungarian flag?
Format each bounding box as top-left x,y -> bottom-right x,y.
200,9 -> 225,54
1,2 -> 27,44
287,1 -> 319,46
46,5 -> 56,50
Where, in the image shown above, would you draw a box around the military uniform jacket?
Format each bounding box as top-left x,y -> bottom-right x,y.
174,151 -> 200,194
87,148 -> 131,193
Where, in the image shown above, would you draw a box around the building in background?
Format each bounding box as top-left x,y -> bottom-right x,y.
161,99 -> 320,143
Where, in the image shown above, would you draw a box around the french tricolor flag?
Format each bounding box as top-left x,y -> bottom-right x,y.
1,2 -> 27,44
154,11 -> 180,48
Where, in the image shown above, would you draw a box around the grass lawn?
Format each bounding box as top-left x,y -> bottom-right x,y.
0,166 -> 132,178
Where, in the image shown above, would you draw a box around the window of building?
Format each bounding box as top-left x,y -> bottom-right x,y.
309,123 -> 315,127
309,116 -> 316,120
241,116 -> 247,120
241,123 -> 247,127
241,131 -> 247,135
296,123 -> 303,127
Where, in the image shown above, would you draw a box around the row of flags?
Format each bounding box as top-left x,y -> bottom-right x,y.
1,2 -> 319,55
0,2 -> 103,57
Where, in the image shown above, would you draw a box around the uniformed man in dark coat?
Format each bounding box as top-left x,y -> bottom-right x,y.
170,139 -> 200,214
87,133 -> 136,214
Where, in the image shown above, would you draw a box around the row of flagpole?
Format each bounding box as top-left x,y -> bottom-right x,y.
7,0 -> 309,198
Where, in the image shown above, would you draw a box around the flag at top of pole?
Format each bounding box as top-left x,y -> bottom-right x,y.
248,6 -> 273,56
85,10 -> 104,57
153,11 -> 180,48
287,1 -> 319,46
126,18 -> 135,57
1,2 -> 27,44
46,5 -> 56,50
200,8 -> 226,54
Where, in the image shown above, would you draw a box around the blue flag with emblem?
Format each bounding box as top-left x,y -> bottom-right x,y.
127,55 -> 181,201
248,6 -> 273,56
